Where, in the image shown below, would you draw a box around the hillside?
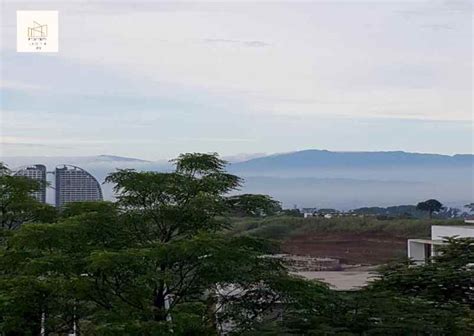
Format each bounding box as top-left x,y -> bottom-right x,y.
229,150 -> 473,208
230,149 -> 473,176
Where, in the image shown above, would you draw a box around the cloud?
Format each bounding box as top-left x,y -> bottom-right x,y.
203,39 -> 270,47
0,142 -> 72,149
420,24 -> 455,31
170,137 -> 256,143
0,80 -> 48,91
1,1 -> 472,158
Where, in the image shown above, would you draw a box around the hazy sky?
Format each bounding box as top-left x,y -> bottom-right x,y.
1,0 -> 472,160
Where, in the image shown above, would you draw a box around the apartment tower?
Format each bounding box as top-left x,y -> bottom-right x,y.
55,165 -> 103,207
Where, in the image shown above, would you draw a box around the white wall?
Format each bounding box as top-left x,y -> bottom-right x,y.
432,226 -> 474,240
407,240 -> 426,264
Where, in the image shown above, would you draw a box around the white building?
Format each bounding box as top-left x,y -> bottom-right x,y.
408,220 -> 474,264
55,165 -> 103,207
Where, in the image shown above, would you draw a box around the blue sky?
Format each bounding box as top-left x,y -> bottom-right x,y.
1,0 -> 472,160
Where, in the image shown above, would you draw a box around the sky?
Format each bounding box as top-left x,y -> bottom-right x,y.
1,0 -> 473,160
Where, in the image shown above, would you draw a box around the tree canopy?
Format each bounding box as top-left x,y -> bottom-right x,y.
226,194 -> 281,217
0,153 -> 310,335
416,199 -> 443,218
0,164 -> 56,230
465,203 -> 474,212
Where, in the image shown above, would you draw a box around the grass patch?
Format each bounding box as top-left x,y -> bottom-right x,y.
229,216 -> 464,241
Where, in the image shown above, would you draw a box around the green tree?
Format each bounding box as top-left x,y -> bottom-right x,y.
260,238 -> 473,335
0,153 -> 327,335
372,237 -> 473,308
465,203 -> 474,212
276,291 -> 471,335
416,199 -> 443,218
0,164 -> 56,230
226,194 -> 282,217
280,208 -> 303,217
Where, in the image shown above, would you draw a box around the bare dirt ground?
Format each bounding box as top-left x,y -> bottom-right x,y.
282,232 -> 408,265
294,266 -> 378,290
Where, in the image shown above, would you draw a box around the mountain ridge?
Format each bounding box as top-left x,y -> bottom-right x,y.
3,150 -> 472,208
230,149 -> 474,172
3,149 -> 473,166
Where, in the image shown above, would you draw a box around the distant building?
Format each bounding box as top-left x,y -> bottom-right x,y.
408,220 -> 474,264
14,164 -> 47,203
302,208 -> 317,218
55,165 -> 103,207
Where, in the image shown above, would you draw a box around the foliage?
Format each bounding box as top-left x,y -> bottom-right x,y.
372,238 -> 473,308
465,203 -> 474,212
436,206 -> 461,219
280,208 -> 303,217
254,237 -> 474,335
104,152 -> 244,242
0,168 -> 57,230
0,153 -> 314,335
226,194 -> 282,217
416,199 -> 443,218
349,205 -> 426,218
228,215 -> 462,240
276,290 -> 472,335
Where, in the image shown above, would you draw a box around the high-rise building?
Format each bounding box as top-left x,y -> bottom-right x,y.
55,165 -> 103,207
14,164 -> 47,203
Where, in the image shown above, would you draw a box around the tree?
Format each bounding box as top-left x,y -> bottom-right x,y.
437,206 -> 461,219
0,153 -> 327,335
416,199 -> 443,218
465,203 -> 474,213
281,208 -> 303,217
372,237 -> 473,308
226,194 -> 281,217
257,238 -> 474,335
0,166 -> 56,230
275,290 -> 472,335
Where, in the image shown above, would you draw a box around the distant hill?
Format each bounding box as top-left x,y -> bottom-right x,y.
228,150 -> 473,209
3,150 -> 473,209
230,150 -> 473,174
95,155 -> 151,163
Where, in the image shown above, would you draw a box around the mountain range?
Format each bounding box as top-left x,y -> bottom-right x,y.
3,150 -> 473,209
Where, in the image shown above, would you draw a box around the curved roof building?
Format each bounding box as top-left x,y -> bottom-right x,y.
55,165 -> 103,207
14,164 -> 47,203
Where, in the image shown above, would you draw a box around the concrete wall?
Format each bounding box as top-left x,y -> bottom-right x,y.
407,240 -> 426,264
432,226 -> 474,240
